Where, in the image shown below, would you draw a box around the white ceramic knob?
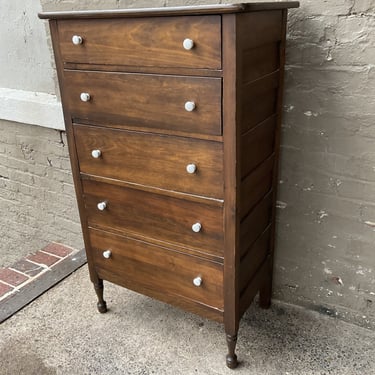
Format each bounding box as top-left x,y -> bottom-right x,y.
102,250 -> 112,259
183,38 -> 194,50
186,163 -> 197,174
184,101 -> 196,112
193,276 -> 202,287
192,222 -> 202,233
80,92 -> 91,102
91,149 -> 101,159
97,201 -> 107,211
72,35 -> 83,45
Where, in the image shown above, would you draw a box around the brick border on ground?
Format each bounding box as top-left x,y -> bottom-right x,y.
0,243 -> 86,323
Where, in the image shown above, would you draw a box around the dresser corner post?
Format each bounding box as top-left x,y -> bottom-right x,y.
222,12 -> 241,370
94,278 -> 108,313
258,256 -> 273,309
259,8 -> 289,311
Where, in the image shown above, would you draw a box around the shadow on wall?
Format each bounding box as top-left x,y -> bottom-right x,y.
274,1 -> 375,329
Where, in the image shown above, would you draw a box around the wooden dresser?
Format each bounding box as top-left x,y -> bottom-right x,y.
39,2 -> 299,368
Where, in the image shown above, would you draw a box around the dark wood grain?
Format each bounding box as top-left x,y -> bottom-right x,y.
240,73 -> 279,134
237,10 -> 283,49
58,16 -> 221,69
65,71 -> 222,136
240,226 -> 271,292
82,179 -> 224,256
240,191 -> 273,256
239,259 -> 269,317
81,173 -> 224,207
241,114 -> 276,178
240,155 -> 274,219
74,124 -> 224,199
242,43 -> 280,84
89,228 -> 224,310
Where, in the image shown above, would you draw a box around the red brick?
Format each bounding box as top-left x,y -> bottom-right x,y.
11,259 -> 44,277
27,251 -> 60,267
42,242 -> 74,258
0,281 -> 13,298
0,268 -> 29,287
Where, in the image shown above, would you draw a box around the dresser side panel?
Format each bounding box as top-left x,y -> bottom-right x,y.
259,9 -> 289,308
237,10 -> 285,315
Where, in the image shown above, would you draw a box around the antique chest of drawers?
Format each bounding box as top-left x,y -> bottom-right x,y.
39,2 -> 299,368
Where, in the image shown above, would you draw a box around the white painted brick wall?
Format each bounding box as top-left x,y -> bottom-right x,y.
0,120 -> 83,267
277,1 -> 375,327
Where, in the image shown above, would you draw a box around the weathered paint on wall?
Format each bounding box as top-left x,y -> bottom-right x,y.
0,119 -> 83,267
0,1 -> 55,93
275,0 -> 375,328
0,1 -> 63,130
0,0 -> 373,327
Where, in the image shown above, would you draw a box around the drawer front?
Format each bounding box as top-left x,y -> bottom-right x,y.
89,228 -> 224,309
57,16 -> 221,69
74,125 -> 224,199
64,71 -> 222,136
82,179 -> 224,256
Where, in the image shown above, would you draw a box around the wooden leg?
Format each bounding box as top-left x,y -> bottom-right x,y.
259,281 -> 272,309
259,259 -> 273,309
226,333 -> 238,369
94,279 -> 107,313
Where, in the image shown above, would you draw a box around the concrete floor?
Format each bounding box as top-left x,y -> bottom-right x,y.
0,265 -> 374,375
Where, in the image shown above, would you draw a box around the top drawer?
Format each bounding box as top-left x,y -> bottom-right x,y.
57,16 -> 221,70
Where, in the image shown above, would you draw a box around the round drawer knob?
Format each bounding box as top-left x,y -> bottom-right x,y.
80,92 -> 91,102
192,222 -> 202,233
91,149 -> 101,159
97,201 -> 107,211
102,250 -> 112,259
186,163 -> 197,174
184,101 -> 196,112
193,276 -> 202,287
183,38 -> 194,50
72,35 -> 83,45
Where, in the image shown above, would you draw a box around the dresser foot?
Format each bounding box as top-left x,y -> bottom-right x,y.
94,279 -> 107,313
226,333 -> 238,369
97,300 -> 108,313
259,288 -> 272,309
259,273 -> 272,309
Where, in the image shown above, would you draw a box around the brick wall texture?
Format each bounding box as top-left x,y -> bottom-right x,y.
0,0 -> 370,326
278,0 -> 375,328
0,120 -> 83,267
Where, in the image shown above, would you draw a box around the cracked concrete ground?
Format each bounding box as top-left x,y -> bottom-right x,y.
1,265 -> 374,375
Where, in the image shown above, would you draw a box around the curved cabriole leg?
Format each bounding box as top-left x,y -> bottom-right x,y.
94,279 -> 107,313
226,333 -> 238,369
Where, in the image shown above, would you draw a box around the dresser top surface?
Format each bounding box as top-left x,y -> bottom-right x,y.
39,2 -> 299,20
